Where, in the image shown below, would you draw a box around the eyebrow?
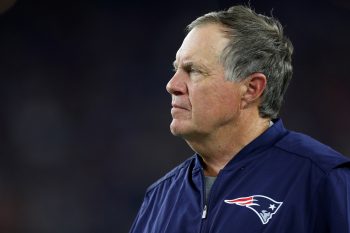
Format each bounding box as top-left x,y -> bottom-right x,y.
173,60 -> 210,75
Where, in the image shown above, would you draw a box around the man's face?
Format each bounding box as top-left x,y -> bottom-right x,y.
166,23 -> 244,141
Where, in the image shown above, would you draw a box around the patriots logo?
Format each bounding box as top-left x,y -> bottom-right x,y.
224,195 -> 283,224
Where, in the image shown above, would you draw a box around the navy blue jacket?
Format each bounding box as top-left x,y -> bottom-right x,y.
130,119 -> 350,233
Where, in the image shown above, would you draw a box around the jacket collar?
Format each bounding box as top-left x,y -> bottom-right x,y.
193,118 -> 288,172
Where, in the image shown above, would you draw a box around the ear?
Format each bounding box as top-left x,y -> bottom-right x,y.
241,72 -> 267,109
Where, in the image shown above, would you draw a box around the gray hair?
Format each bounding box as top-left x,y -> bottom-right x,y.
187,5 -> 293,119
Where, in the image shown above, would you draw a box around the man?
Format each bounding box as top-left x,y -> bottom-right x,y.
130,5 -> 350,233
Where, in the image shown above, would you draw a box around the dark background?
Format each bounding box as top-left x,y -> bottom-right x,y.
0,0 -> 349,232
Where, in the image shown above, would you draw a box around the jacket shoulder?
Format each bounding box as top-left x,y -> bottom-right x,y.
275,131 -> 350,173
145,155 -> 196,194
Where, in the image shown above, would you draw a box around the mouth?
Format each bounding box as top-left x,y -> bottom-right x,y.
171,103 -> 189,110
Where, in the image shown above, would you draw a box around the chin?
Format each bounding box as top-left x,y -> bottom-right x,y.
169,125 -> 183,136
170,121 -> 189,137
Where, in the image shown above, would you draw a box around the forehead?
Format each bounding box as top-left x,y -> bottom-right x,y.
175,23 -> 229,65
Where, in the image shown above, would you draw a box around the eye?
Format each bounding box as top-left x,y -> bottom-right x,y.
183,66 -> 200,75
190,68 -> 201,74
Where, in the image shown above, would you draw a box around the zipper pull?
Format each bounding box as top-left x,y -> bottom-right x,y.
202,205 -> 208,219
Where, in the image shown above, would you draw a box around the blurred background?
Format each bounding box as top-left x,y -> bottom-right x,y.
0,0 -> 349,232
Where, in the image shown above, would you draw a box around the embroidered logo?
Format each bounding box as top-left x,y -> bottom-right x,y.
224,195 -> 283,224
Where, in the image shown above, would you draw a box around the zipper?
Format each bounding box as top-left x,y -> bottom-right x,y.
199,169 -> 223,233
202,205 -> 208,219
199,168 -> 207,232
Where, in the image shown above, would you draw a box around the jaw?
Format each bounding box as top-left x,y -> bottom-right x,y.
169,118 -> 193,137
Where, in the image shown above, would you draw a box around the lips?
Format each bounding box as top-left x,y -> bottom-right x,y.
171,96 -> 191,111
172,103 -> 188,110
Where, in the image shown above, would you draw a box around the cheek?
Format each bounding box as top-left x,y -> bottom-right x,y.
190,84 -> 241,119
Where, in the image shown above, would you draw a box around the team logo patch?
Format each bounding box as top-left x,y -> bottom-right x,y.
224,195 -> 283,224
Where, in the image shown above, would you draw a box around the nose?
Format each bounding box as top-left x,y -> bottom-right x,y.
166,71 -> 187,96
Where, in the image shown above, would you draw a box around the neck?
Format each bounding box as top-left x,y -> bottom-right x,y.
186,114 -> 271,176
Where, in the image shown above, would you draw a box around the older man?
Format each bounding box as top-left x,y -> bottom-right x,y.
130,5 -> 350,233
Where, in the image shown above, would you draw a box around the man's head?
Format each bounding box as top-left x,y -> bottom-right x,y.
166,5 -> 293,141
187,5 -> 293,119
